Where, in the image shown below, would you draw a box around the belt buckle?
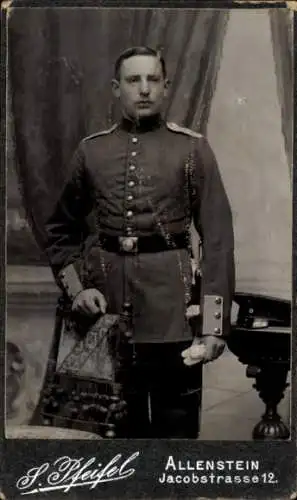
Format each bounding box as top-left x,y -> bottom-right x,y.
119,236 -> 138,253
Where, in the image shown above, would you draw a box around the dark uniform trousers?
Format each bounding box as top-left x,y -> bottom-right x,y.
45,115 -> 235,439
117,342 -> 202,439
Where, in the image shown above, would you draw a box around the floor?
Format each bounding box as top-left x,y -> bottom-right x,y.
199,346 -> 290,441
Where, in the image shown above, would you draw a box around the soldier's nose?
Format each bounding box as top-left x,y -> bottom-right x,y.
139,80 -> 150,96
140,88 -> 150,97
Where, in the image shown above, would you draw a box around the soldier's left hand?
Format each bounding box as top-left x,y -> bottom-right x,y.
182,335 -> 226,366
201,335 -> 226,362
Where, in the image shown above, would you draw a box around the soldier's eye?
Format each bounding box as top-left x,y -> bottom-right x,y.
148,76 -> 161,82
127,76 -> 139,83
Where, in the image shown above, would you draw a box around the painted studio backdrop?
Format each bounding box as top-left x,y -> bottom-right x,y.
6,8 -> 293,434
7,8 -> 292,301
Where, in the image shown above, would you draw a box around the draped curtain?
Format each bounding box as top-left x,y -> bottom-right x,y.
269,8 -> 293,176
7,7 -> 293,267
7,7 -> 229,264
269,8 -> 294,300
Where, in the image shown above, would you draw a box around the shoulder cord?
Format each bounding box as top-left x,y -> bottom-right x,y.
185,139 -> 203,274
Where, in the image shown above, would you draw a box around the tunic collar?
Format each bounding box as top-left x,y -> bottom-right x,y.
120,113 -> 164,133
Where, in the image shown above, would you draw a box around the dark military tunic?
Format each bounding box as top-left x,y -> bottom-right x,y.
45,115 -> 235,343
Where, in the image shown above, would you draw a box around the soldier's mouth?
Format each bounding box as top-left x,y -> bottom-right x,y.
137,101 -> 152,107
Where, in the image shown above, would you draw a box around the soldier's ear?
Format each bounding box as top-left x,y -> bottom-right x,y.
164,78 -> 171,96
111,79 -> 120,98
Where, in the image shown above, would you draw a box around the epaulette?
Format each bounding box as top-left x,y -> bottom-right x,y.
166,122 -> 203,139
83,123 -> 118,141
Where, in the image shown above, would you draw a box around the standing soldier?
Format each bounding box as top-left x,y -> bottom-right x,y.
44,46 -> 235,438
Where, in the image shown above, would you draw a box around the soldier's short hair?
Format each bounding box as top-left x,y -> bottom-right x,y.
114,46 -> 167,80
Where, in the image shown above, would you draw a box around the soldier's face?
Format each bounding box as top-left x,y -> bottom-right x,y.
112,55 -> 169,119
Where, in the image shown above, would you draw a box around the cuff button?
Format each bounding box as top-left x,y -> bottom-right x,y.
215,297 -> 222,305
214,327 -> 221,334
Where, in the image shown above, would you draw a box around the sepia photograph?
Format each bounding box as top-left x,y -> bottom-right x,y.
6,6 -> 293,445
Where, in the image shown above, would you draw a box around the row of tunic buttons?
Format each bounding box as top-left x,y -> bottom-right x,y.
126,137 -> 138,234
214,296 -> 222,335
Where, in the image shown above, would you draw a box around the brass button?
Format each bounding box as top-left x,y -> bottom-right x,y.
215,297 -> 222,305
215,312 -> 221,319
214,327 -> 221,334
129,165 -> 136,171
127,194 -> 133,201
127,210 -> 133,218
131,151 -> 137,157
127,227 -> 133,234
132,137 -> 138,144
128,180 -> 135,188
60,272 -> 65,278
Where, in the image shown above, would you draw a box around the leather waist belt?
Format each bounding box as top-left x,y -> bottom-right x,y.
98,232 -> 188,254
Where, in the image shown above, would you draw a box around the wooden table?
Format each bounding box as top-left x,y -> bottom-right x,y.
227,292 -> 291,440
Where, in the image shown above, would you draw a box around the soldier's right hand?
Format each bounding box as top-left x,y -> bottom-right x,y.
72,288 -> 107,316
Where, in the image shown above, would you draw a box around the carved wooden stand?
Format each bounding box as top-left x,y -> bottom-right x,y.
247,363 -> 290,440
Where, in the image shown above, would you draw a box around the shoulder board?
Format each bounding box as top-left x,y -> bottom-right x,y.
83,123 -> 118,141
166,122 -> 203,139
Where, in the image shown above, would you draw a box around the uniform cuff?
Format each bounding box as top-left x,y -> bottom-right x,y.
58,263 -> 84,300
202,295 -> 223,336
